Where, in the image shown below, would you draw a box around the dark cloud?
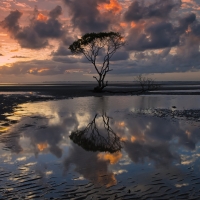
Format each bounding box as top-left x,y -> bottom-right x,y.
119,5 -> 200,74
123,0 -> 199,54
33,6 -> 63,39
16,27 -> 48,49
190,19 -> 200,37
63,0 -> 112,33
115,37 -> 200,74
63,143 -> 117,186
124,141 -> 179,167
6,112 -> 79,157
52,56 -> 88,64
0,10 -> 22,33
126,12 -> 199,52
117,113 -> 199,167
62,35 -> 75,46
0,6 -> 64,49
126,21 -> 180,51
49,5 -> 62,18
51,45 -> 72,56
33,19 -> 63,38
51,45 -> 89,63
0,53 -> 3,56
124,0 -> 180,22
178,13 -> 196,33
111,50 -> 129,61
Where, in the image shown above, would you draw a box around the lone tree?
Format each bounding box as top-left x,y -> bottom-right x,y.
69,32 -> 125,92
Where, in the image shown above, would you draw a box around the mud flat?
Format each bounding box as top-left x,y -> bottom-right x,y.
1,81 -> 200,97
1,85 -> 200,199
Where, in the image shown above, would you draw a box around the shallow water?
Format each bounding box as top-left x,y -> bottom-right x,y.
1,95 -> 200,199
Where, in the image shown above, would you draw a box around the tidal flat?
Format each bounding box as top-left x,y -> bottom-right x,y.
1,83 -> 200,199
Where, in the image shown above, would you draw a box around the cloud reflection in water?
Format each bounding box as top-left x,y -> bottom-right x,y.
1,96 -> 200,190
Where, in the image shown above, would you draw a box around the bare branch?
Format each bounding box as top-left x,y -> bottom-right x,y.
135,74 -> 160,93
69,32 -> 125,92
69,114 -> 122,153
93,76 -> 98,82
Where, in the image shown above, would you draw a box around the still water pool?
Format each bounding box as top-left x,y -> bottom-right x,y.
1,95 -> 200,199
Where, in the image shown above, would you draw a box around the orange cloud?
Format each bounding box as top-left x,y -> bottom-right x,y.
98,151 -> 122,164
120,136 -> 128,141
118,121 -> 125,127
10,49 -> 18,52
0,127 -> 9,133
131,136 -> 136,142
37,68 -> 49,73
97,171 -> 117,187
131,21 -> 146,29
28,68 -> 49,73
37,142 -> 48,151
186,26 -> 192,34
181,0 -> 199,9
120,135 -> 140,143
98,0 -> 122,14
104,174 -> 117,187
131,22 -> 137,28
28,68 -> 37,73
37,13 -> 48,21
120,22 -> 128,28
182,0 -> 193,2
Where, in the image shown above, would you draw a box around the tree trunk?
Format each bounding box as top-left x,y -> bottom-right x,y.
93,74 -> 107,92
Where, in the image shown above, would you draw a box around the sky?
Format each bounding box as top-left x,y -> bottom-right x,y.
1,0 -> 200,82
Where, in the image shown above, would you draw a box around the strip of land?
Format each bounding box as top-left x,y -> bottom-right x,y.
1,81 -> 200,98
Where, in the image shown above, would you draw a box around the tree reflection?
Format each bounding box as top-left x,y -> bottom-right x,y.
70,114 -> 122,153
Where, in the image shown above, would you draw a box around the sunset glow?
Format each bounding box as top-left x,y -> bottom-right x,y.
0,0 -> 200,82
37,13 -> 48,21
98,0 -> 122,14
118,121 -> 125,127
98,152 -> 122,164
37,143 -> 48,151
131,136 -> 136,142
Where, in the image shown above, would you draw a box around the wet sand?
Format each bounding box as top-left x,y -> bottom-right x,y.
1,82 -> 200,123
1,85 -> 200,199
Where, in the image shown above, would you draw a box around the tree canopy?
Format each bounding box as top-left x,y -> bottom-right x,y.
69,32 -> 125,91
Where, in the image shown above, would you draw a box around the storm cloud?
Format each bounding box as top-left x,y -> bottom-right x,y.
126,21 -> 180,51
0,6 -> 64,49
124,0 -> 180,22
63,0 -> 113,33
126,11 -> 198,51
2,0 -> 200,78
0,10 -> 22,32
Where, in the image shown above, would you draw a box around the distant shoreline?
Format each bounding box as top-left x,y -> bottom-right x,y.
1,82 -> 200,126
1,82 -> 200,97
1,80 -> 200,85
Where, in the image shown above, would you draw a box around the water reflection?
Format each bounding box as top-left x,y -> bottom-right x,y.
70,114 -> 122,153
63,143 -> 119,187
1,96 -> 200,198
